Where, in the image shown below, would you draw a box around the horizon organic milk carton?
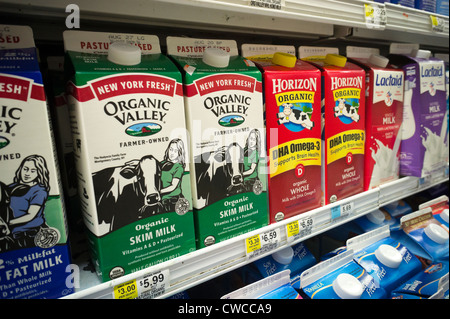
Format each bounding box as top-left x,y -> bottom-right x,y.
0,25 -> 73,299
300,47 -> 365,205
242,44 -> 322,223
347,46 -> 404,191
388,46 -> 447,179
167,37 -> 268,248
63,31 -> 196,282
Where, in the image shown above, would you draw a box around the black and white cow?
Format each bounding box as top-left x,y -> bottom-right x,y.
334,98 -> 360,122
93,155 -> 162,233
277,104 -> 314,129
195,143 -> 245,207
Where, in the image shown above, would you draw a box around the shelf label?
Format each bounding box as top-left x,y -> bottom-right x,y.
286,216 -> 314,243
430,15 -> 445,33
364,3 -> 387,30
113,269 -> 170,299
248,0 -> 284,10
331,201 -> 355,221
246,228 -> 281,259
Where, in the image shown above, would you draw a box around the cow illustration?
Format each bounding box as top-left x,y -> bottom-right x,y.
195,143 -> 245,207
334,98 -> 360,122
277,103 -> 315,129
93,155 -> 163,232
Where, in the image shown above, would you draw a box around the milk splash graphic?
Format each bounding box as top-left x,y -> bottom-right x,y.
369,128 -> 401,189
421,112 -> 449,176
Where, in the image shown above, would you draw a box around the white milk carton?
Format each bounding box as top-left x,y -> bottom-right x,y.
63,31 -> 196,282
167,37 -> 269,248
0,25 -> 73,299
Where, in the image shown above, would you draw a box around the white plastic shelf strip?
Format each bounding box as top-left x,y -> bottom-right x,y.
63,167 -> 449,299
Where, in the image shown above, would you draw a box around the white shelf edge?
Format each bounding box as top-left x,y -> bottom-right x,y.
63,167 -> 449,299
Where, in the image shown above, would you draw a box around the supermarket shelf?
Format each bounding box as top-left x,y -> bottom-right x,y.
0,0 -> 448,47
63,168 -> 448,299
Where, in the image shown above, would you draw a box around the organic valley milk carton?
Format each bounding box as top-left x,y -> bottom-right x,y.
300,47 -> 365,205
388,47 -> 447,178
347,47 -> 404,190
167,37 -> 268,248
63,31 -> 196,282
0,25 -> 73,299
242,44 -> 322,223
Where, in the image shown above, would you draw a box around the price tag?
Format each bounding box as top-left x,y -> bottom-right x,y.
430,15 -> 445,33
113,269 -> 170,299
246,228 -> 281,259
364,3 -> 387,30
113,279 -> 138,299
286,220 -> 300,239
249,0 -> 284,10
331,202 -> 354,221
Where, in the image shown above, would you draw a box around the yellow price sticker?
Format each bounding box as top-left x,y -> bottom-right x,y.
286,221 -> 300,238
246,234 -> 261,254
113,279 -> 138,299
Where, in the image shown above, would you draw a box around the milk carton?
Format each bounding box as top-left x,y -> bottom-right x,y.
347,47 -> 404,190
242,44 -> 322,223
167,37 -> 268,248
388,48 -> 447,178
63,31 -> 196,281
399,207 -> 449,262
391,261 -> 449,298
300,47 -> 365,204
419,195 -> 449,227
347,225 -> 422,293
0,25 -> 73,298
300,250 -> 387,299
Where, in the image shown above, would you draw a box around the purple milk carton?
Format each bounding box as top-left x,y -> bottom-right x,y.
388,49 -> 447,178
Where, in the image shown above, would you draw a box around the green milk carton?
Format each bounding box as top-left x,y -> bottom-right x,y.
167,37 -> 269,248
63,31 -> 196,282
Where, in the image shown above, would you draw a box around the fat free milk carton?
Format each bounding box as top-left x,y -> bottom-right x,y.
63,31 -> 196,282
388,49 -> 447,178
300,47 -> 365,205
0,25 -> 73,298
167,37 -> 268,248
347,47 -> 404,190
242,45 -> 322,223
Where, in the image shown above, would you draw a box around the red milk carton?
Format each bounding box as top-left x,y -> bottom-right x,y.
347,47 -> 404,191
300,47 -> 365,205
242,44 -> 322,223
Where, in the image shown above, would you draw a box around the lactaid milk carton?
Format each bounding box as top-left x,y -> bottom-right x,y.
347,225 -> 422,294
221,270 -> 301,299
242,44 -> 322,223
63,31 -> 196,282
167,37 -> 268,248
300,47 -> 365,205
347,47 -> 404,190
388,48 -> 447,178
300,250 -> 387,299
0,25 -> 73,299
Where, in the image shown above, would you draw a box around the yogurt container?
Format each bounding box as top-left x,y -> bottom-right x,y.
242,44 -> 322,223
300,250 -> 387,299
300,47 -> 365,205
0,25 -> 73,298
347,225 -> 422,293
63,31 -> 196,281
167,37 -> 268,248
